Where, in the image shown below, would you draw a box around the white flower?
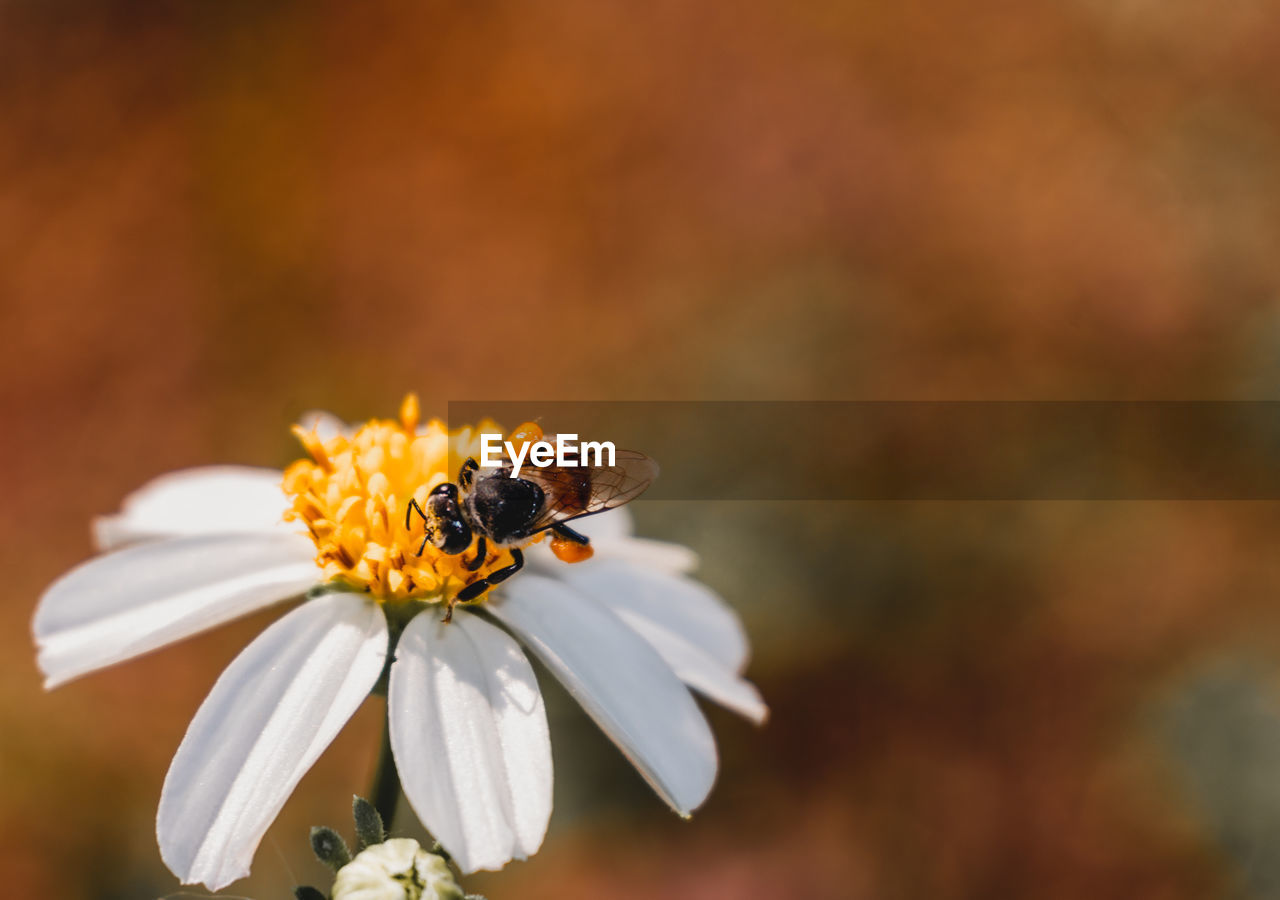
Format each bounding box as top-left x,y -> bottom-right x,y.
332,839 -> 462,900
32,398 -> 766,891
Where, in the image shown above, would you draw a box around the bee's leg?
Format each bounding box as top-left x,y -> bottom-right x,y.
456,548 -> 524,601
488,548 -> 524,585
458,456 -> 479,489
466,536 -> 488,571
551,523 -> 590,545
405,497 -> 431,555
405,497 -> 427,530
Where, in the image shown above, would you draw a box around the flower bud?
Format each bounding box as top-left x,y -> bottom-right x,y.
332,838 -> 463,900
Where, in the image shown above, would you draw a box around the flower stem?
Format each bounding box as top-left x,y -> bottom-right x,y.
370,713 -> 399,832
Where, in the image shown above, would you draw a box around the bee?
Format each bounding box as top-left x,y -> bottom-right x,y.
407,422 -> 657,617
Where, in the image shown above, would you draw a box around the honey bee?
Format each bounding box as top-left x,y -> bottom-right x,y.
407,422 -> 657,615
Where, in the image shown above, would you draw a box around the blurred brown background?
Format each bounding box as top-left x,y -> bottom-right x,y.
6,1 -> 1280,898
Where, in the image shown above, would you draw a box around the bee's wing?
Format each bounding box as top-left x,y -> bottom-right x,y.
518,449 -> 659,532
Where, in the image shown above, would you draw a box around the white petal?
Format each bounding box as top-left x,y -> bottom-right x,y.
618,624 -> 765,723
490,575 -> 718,816
92,466 -> 291,550
557,560 -> 751,674
158,592 -> 387,890
558,563 -> 765,723
526,536 -> 698,584
569,507 -> 633,541
521,504 -> 696,575
593,536 -> 699,574
390,610 -> 552,874
296,409 -> 351,442
34,533 -> 319,689
571,509 -> 699,572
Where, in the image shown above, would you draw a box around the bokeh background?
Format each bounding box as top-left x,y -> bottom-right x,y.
6,1 -> 1280,898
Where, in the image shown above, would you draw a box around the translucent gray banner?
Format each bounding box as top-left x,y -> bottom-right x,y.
446,402 -> 1280,500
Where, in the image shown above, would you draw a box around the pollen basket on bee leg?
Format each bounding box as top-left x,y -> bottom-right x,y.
550,536 -> 594,564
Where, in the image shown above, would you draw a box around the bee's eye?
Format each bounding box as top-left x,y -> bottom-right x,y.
429,482 -> 458,499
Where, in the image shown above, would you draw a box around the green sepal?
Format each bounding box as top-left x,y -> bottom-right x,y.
353,795 -> 385,850
310,825 -> 353,870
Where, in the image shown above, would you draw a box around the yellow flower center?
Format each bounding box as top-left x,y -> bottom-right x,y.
282,395 -> 524,606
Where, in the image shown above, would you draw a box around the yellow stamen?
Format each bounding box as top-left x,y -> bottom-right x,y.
400,392 -> 420,434
291,424 -> 333,471
283,397 -> 518,606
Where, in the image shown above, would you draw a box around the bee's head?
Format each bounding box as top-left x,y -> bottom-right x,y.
425,482 -> 472,555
